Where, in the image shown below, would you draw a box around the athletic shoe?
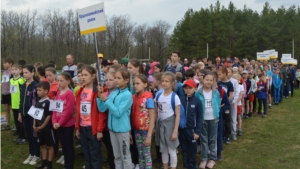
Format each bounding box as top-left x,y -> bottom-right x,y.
199,161 -> 207,169
135,164 -> 139,169
29,156 -> 41,165
12,126 -> 17,131
61,160 -> 64,165
206,160 -> 216,169
83,165 -> 85,169
23,155 -> 34,164
232,134 -> 237,141
224,137 -> 230,144
132,163 -> 135,169
56,155 -> 64,163
237,130 -> 242,136
1,125 -> 10,131
248,112 -> 253,118
13,137 -> 20,143
217,153 -> 222,161
263,115 -> 267,118
17,139 -> 27,144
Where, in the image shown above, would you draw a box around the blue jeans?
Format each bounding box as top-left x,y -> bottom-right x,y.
274,88 -> 280,103
201,119 -> 218,161
217,111 -> 223,155
179,128 -> 197,169
258,98 -> 267,115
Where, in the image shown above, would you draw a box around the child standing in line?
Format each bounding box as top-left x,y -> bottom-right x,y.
179,80 -> 202,169
272,68 -> 282,105
19,65 -> 41,165
232,74 -> 244,136
131,75 -> 156,169
75,66 -> 107,169
34,82 -> 55,169
247,71 -> 257,117
10,64 -> 26,143
1,58 -> 13,131
197,73 -> 221,169
257,74 -> 268,118
155,72 -> 180,169
45,67 -> 58,100
52,72 -> 75,169
197,69 -> 205,90
37,66 -> 48,82
97,68 -> 133,169
242,70 -> 251,118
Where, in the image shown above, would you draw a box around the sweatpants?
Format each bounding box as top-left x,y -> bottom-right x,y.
102,130 -> 115,169
230,105 -> 237,135
109,131 -> 132,169
58,125 -> 75,169
13,110 -> 25,139
201,119 -> 218,161
223,110 -> 231,138
135,130 -> 152,169
80,126 -> 102,169
217,111 -> 223,155
130,129 -> 139,165
23,116 -> 40,157
179,128 -> 197,169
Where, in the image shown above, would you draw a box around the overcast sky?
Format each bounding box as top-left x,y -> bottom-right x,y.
2,0 -> 300,31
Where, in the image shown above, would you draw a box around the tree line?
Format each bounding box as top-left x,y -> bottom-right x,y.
169,1 -> 300,62
1,9 -> 171,69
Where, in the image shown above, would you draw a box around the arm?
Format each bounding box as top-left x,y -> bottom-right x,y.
58,92 -> 75,126
229,91 -> 233,102
33,119 -> 36,130
147,108 -> 156,137
221,92 -> 231,111
40,115 -> 51,130
105,93 -> 132,118
195,100 -> 203,136
252,80 -> 257,93
96,109 -> 107,133
232,80 -> 240,105
171,105 -> 180,140
96,98 -> 108,112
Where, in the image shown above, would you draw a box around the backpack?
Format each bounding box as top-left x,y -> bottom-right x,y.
156,92 -> 186,129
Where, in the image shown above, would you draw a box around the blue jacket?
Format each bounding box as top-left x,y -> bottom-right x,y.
195,88 -> 221,120
97,87 -> 132,133
257,81 -> 267,99
272,74 -> 282,89
216,86 -> 230,115
180,93 -> 202,135
175,82 -> 185,98
19,81 -> 39,116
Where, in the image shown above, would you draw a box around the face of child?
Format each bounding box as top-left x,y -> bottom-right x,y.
77,73 -> 83,85
37,87 -> 48,98
81,69 -> 95,86
161,76 -> 174,90
260,76 -> 265,82
22,68 -> 34,81
171,53 -> 179,63
105,73 -> 116,91
133,77 -> 147,93
149,82 -> 155,90
46,71 -> 56,83
227,70 -> 233,78
242,73 -> 248,79
12,67 -> 21,76
127,62 -> 139,76
197,73 -> 203,82
203,75 -> 214,88
115,72 -> 128,89
58,75 -> 70,90
183,86 -> 196,96
217,71 -> 226,81
3,62 -> 11,70
232,69 -> 238,74
249,73 -> 253,79
102,66 -> 109,73
154,66 -> 161,73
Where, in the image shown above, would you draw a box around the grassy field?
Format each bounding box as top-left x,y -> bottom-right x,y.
1,91 -> 300,169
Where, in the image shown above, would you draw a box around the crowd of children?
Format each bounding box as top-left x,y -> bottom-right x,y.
1,52 -> 298,169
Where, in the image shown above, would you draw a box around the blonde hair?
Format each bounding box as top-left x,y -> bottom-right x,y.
232,73 -> 241,81
162,72 -> 176,91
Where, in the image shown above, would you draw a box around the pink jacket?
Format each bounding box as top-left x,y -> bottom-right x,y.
52,89 -> 75,127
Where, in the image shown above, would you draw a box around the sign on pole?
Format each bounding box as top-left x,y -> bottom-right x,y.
257,52 -> 270,61
78,2 -> 107,86
282,54 -> 292,59
78,2 -> 106,35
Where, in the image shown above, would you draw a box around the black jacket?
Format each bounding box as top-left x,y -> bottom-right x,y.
180,93 -> 202,135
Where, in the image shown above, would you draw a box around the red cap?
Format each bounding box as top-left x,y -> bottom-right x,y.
183,79 -> 197,88
216,57 -> 220,61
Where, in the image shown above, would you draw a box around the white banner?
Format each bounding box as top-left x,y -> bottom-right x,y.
282,54 -> 292,59
78,2 -> 106,35
257,52 -> 270,60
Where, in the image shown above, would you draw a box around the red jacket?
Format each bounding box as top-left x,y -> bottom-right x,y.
131,92 -> 153,131
75,85 -> 107,136
48,81 -> 58,100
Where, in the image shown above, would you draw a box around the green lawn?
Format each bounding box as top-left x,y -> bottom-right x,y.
1,91 -> 300,169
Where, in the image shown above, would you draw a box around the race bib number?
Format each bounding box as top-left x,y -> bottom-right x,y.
49,100 -> 64,113
157,102 -> 168,114
2,75 -> 9,83
205,99 -> 212,108
10,85 -> 18,94
80,102 -> 91,115
28,106 -> 44,120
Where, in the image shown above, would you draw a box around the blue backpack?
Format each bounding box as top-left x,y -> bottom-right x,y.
156,92 -> 186,129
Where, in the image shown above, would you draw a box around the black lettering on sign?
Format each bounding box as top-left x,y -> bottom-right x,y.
34,110 -> 39,116
82,105 -> 87,112
56,102 -> 60,109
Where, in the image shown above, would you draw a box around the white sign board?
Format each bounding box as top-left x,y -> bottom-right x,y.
257,52 -> 270,60
291,59 -> 298,65
78,2 -> 106,35
263,50 -> 277,59
282,54 -> 292,59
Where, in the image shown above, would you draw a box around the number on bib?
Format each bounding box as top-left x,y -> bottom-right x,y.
28,106 -> 44,120
2,75 -> 9,83
10,85 -> 18,94
80,102 -> 91,115
49,100 -> 64,113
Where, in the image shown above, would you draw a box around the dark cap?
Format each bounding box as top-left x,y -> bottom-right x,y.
102,59 -> 113,67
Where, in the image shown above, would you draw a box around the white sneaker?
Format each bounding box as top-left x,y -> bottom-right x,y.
135,164 -> 140,169
29,156 -> 41,165
83,165 -> 85,169
61,159 -> 64,165
23,155 -> 33,164
132,163 -> 135,169
56,155 -> 64,163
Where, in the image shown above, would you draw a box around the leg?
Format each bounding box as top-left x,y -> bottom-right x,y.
167,146 -> 177,169
23,116 -> 34,156
12,109 -> 19,133
238,115 -> 242,130
141,131 -> 152,169
88,128 -> 102,169
102,130 -> 115,169
47,146 -> 54,161
230,105 -> 237,136
118,132 -> 132,169
201,120 -> 208,161
217,111 -> 223,156
80,127 -> 91,169
179,129 -> 188,168
130,130 -> 139,166
290,80 -> 294,97
208,120 -> 218,161
223,111 -> 231,139
186,129 -> 197,169
135,130 -> 145,168
109,131 -> 122,169
161,146 -> 169,169
263,99 -> 267,115
59,126 -> 75,169
41,145 -> 48,160
5,104 -> 11,127
258,99 -> 262,114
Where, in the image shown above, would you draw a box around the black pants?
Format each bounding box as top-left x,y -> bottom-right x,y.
223,110 -> 231,138
253,93 -> 257,112
102,130 -> 115,169
13,109 -> 25,138
58,125 -> 75,169
179,128 -> 197,169
130,130 -> 139,165
156,145 -> 162,160
23,116 -> 40,156
289,79 -> 294,97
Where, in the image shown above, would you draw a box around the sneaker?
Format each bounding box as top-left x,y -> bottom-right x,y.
12,125 -> 17,131
56,155 -> 64,163
23,155 -> 34,164
217,153 -> 222,161
237,130 -> 242,136
206,160 -> 216,169
245,114 -> 249,119
248,112 -> 252,118
132,163 -> 135,169
13,137 -> 20,143
83,165 -> 85,169
263,115 -> 267,118
232,134 -> 237,141
224,137 -> 230,144
199,161 -> 207,169
17,139 -> 27,144
1,125 -> 10,131
61,159 -> 64,165
29,156 -> 41,165
135,164 -> 140,169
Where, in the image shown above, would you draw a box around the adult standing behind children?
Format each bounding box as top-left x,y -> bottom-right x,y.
62,54 -> 77,78
164,50 -> 185,82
